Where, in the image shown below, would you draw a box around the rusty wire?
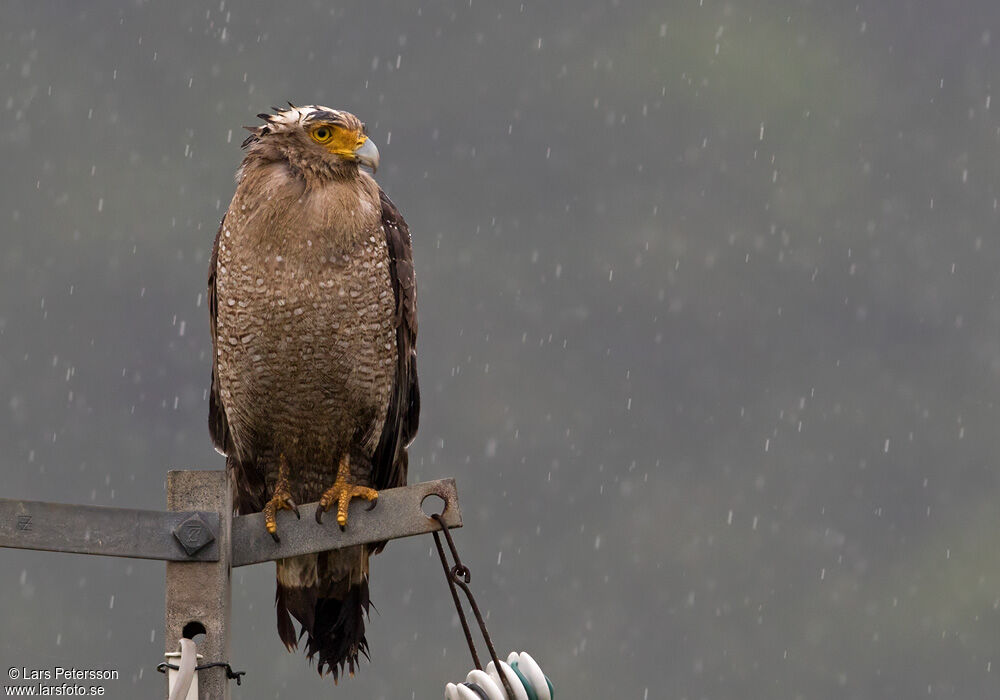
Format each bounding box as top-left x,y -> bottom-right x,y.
431,513 -> 517,700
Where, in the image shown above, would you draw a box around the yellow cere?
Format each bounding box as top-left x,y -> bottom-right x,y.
310,124 -> 366,157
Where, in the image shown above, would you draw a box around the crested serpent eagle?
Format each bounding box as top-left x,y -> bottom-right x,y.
208,105 -> 419,679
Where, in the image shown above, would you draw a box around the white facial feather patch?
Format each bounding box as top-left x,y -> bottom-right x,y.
265,105 -> 346,133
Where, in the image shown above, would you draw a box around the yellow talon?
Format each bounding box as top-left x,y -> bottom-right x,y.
316,453 -> 378,529
263,454 -> 300,542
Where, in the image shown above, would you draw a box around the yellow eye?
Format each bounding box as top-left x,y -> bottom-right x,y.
311,126 -> 333,143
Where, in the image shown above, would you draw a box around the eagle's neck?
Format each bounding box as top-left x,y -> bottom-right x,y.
232,159 -> 381,252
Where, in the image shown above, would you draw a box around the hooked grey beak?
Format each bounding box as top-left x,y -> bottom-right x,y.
354,138 -> 380,173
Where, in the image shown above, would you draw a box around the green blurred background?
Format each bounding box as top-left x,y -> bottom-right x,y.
2,1 -> 999,698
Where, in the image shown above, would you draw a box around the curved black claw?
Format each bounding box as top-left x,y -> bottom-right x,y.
270,530 -> 280,544
289,501 -> 301,520
315,506 -> 326,525
365,495 -> 378,512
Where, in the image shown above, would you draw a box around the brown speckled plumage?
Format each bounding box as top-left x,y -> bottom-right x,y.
208,105 -> 419,679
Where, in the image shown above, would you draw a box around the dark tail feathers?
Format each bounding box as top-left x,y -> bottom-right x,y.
276,580 -> 371,680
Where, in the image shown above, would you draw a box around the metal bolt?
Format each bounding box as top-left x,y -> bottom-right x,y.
173,513 -> 216,556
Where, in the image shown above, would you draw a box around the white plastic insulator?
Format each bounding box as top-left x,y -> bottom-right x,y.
446,651 -> 552,700
450,684 -> 485,700
486,660 -> 530,700
510,652 -> 550,700
167,638 -> 198,700
466,669 -> 506,700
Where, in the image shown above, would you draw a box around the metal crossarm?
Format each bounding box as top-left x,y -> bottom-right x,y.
0,499 -> 221,562
0,478 -> 462,565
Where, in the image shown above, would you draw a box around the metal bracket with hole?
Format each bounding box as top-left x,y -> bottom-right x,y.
230,478 -> 462,566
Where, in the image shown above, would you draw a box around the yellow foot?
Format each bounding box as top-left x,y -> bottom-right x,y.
315,453 -> 378,529
263,454 -> 300,543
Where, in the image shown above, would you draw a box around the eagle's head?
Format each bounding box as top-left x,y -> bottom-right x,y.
240,104 -> 379,180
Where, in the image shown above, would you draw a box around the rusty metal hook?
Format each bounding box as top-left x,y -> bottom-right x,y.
430,513 -> 516,700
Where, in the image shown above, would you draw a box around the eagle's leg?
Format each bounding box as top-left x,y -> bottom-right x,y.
315,453 -> 379,529
263,453 -> 300,543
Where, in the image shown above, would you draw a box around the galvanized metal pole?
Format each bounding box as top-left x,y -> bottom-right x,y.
165,470 -> 232,700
